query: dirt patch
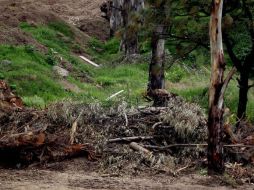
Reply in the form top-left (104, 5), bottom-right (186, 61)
top-left (0, 0), bottom-right (109, 47)
top-left (0, 160), bottom-right (253, 190)
top-left (58, 79), bottom-right (82, 93)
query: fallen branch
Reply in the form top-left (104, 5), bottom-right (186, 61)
top-left (106, 90), bottom-right (124, 100)
top-left (142, 144), bottom-right (254, 150)
top-left (107, 136), bottom-right (154, 143)
top-left (79, 56), bottom-right (100, 67)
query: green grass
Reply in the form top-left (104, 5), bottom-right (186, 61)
top-left (167, 63), bottom-right (254, 123)
top-left (0, 21), bottom-right (148, 107)
top-left (87, 37), bottom-right (121, 63)
top-left (0, 45), bottom-right (73, 108)
top-left (0, 20), bottom-right (253, 123)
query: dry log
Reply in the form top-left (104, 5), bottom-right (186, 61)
top-left (129, 142), bottom-right (151, 155)
top-left (0, 130), bottom-right (98, 165)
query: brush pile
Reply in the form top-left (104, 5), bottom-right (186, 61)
top-left (0, 80), bottom-right (253, 180)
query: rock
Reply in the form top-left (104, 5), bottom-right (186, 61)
top-left (0, 60), bottom-right (12, 66)
top-left (53, 66), bottom-right (69, 78)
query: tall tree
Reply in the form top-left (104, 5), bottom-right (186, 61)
top-left (167, 0), bottom-right (254, 124)
top-left (208, 0), bottom-right (236, 174)
top-left (120, 0), bottom-right (145, 55)
top-left (147, 0), bottom-right (171, 106)
top-left (103, 0), bottom-right (144, 55)
top-left (223, 0), bottom-right (254, 125)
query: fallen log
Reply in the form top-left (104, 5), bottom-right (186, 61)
top-left (129, 142), bottom-right (151, 155)
top-left (0, 130), bottom-right (98, 166)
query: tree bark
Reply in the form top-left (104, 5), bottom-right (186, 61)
top-left (237, 71), bottom-right (249, 122)
top-left (120, 0), bottom-right (144, 56)
top-left (110, 0), bottom-right (124, 37)
top-left (147, 25), bottom-right (167, 106)
top-left (208, 0), bottom-right (226, 175)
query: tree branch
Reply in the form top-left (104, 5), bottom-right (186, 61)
top-left (223, 33), bottom-right (242, 71)
top-left (218, 67), bottom-right (237, 109)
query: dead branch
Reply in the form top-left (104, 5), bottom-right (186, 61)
top-left (218, 67), bottom-right (237, 108)
top-left (152, 122), bottom-right (163, 129)
top-left (142, 144), bottom-right (254, 150)
top-left (107, 136), bottom-right (154, 143)
top-left (106, 90), bottom-right (124, 100)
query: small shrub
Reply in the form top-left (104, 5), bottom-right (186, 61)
top-left (25, 45), bottom-right (35, 54)
top-left (23, 95), bottom-right (46, 109)
top-left (0, 73), bottom-right (5, 79)
top-left (166, 65), bottom-right (186, 83)
top-left (45, 49), bottom-right (58, 65)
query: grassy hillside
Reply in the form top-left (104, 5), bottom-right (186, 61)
top-left (0, 20), bottom-right (253, 122)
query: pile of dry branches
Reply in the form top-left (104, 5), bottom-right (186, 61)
top-left (0, 80), bottom-right (253, 179)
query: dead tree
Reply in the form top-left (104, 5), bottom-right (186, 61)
top-left (208, 0), bottom-right (236, 174)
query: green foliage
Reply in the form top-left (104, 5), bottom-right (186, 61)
top-left (0, 73), bottom-right (5, 80)
top-left (45, 49), bottom-right (59, 65)
top-left (23, 95), bottom-right (46, 109)
top-left (87, 37), bottom-right (120, 63)
top-left (166, 64), bottom-right (187, 82)
top-left (0, 45), bottom-right (70, 107)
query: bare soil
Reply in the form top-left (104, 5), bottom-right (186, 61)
top-left (0, 0), bottom-right (109, 47)
top-left (1, 158), bottom-right (253, 190)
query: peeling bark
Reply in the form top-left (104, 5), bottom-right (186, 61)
top-left (208, 0), bottom-right (226, 175)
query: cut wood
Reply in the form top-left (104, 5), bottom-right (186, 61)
top-left (107, 136), bottom-right (154, 143)
top-left (79, 56), bottom-right (100, 67)
top-left (129, 142), bottom-right (151, 155)
top-left (106, 90), bottom-right (124, 100)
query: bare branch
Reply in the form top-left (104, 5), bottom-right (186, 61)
top-left (218, 67), bottom-right (237, 109)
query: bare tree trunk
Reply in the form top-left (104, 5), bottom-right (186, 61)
top-left (108, 0), bottom-right (144, 54)
top-left (147, 25), bottom-right (167, 106)
top-left (236, 53), bottom-right (253, 125)
top-left (237, 71), bottom-right (249, 122)
top-left (208, 0), bottom-right (226, 175)
top-left (120, 0), bottom-right (144, 56)
top-left (110, 0), bottom-right (124, 37)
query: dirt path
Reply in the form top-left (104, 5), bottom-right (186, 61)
top-left (0, 169), bottom-right (245, 190)
top-left (0, 159), bottom-right (253, 190)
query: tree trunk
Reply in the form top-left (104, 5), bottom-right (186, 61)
top-left (208, 0), bottom-right (226, 175)
top-left (147, 25), bottom-right (167, 106)
top-left (237, 71), bottom-right (249, 122)
top-left (120, 0), bottom-right (144, 55)
top-left (110, 0), bottom-right (124, 37)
